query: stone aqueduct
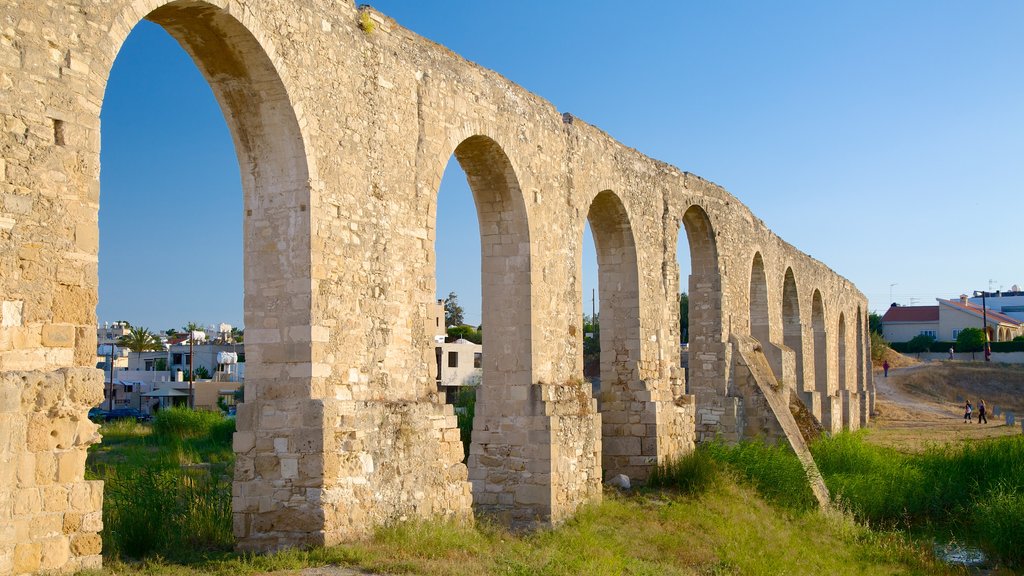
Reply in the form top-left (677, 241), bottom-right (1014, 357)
top-left (0, 1), bottom-right (872, 573)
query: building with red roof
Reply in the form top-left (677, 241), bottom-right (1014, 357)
top-left (881, 295), bottom-right (1023, 343)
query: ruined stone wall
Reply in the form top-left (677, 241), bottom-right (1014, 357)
top-left (0, 1), bottom-right (870, 572)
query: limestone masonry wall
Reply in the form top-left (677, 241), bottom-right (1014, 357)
top-left (0, 1), bottom-right (871, 573)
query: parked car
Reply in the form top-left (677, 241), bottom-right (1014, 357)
top-left (87, 407), bottom-right (106, 422)
top-left (104, 408), bottom-right (152, 423)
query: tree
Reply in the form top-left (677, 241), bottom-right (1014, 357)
top-left (182, 321), bottom-right (204, 336)
top-left (583, 313), bottom-right (600, 357)
top-left (956, 328), bottom-right (986, 354)
top-left (679, 293), bottom-right (689, 343)
top-left (905, 334), bottom-right (936, 354)
top-left (869, 331), bottom-right (889, 363)
top-left (868, 312), bottom-right (883, 335)
top-left (447, 324), bottom-right (481, 344)
top-left (116, 326), bottom-right (163, 368)
top-left (230, 326), bottom-right (244, 343)
top-left (444, 291), bottom-right (464, 327)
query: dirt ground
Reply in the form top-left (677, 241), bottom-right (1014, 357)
top-left (865, 359), bottom-right (1024, 452)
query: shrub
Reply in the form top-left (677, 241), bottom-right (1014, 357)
top-left (990, 340), bottom-right (1024, 352)
top-left (454, 386), bottom-right (476, 461)
top-left (956, 327), bottom-right (986, 353)
top-left (647, 448), bottom-right (718, 495)
top-left (905, 334), bottom-right (936, 353)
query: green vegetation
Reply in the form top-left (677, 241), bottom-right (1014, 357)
top-left (956, 327), bottom-right (986, 353)
top-left (444, 290), bottom-right (464, 326)
top-left (869, 331), bottom-right (889, 362)
top-left (812, 432), bottom-right (1024, 567)
top-left (869, 312), bottom-right (883, 335)
top-left (679, 292), bottom-right (689, 343)
top-left (454, 386), bottom-right (476, 460)
top-left (87, 409), bottom-right (235, 560)
top-left (904, 333), bottom-right (937, 353)
top-left (88, 409), bottom-right (1022, 573)
top-left (447, 324), bottom-right (482, 344)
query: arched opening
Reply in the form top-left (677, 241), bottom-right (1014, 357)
top-left (749, 253), bottom-right (770, 347)
top-left (435, 135), bottom-right (532, 518)
top-left (677, 206), bottom-right (722, 400)
top-left (583, 190), bottom-right (641, 479)
top-left (95, 1), bottom-right (312, 555)
top-left (856, 306), bottom-right (866, 426)
top-left (837, 312), bottom-right (848, 428)
top-left (811, 290), bottom-right (830, 430)
top-left (782, 268), bottom-right (803, 393)
top-left (430, 156), bottom-right (483, 454)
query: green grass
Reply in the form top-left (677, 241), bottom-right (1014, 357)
top-left (812, 431), bottom-right (1024, 567)
top-left (81, 479), bottom-right (954, 576)
top-left (87, 408), bottom-right (235, 560)
top-left (87, 413), bottom-right (1022, 573)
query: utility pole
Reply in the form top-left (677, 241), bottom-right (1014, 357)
top-left (592, 288), bottom-right (595, 326)
top-left (107, 347), bottom-right (115, 411)
top-left (975, 290), bottom-right (991, 362)
top-left (188, 330), bottom-right (195, 409)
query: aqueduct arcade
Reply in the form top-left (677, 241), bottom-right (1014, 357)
top-left (0, 1), bottom-right (871, 572)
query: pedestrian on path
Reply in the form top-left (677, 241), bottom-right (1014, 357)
top-left (978, 399), bottom-right (988, 424)
top-left (883, 360), bottom-right (890, 377)
top-left (964, 400), bottom-right (973, 423)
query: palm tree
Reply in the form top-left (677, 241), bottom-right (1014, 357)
top-left (116, 326), bottom-right (163, 369)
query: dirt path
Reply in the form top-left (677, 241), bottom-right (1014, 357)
top-left (867, 363), bottom-right (1021, 451)
top-left (874, 364), bottom-right (954, 419)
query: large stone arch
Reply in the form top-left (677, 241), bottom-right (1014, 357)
top-left (811, 289), bottom-right (831, 431)
top-left (584, 190), bottom-right (644, 479)
top-left (431, 134), bottom-right (540, 523)
top-left (837, 312), bottom-right (849, 429)
top-left (100, 0), bottom-right (324, 554)
top-left (749, 252), bottom-right (770, 347)
top-left (856, 305), bottom-right (867, 427)
top-left (782, 268), bottom-right (804, 394)
top-left (677, 204), bottom-right (724, 441)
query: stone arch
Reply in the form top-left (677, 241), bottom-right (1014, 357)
top-left (100, 1), bottom-right (315, 551)
top-left (584, 190), bottom-right (642, 479)
top-left (782, 268), bottom-right (803, 393)
top-left (837, 311), bottom-right (848, 428)
top-left (749, 252), bottom-right (770, 347)
top-left (445, 135), bottom-right (533, 390)
top-left (856, 305), bottom-right (866, 426)
top-left (811, 289), bottom-right (830, 430)
top-left (436, 135), bottom-right (537, 522)
top-left (678, 204), bottom-right (722, 376)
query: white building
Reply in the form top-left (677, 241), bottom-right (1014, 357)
top-left (968, 288), bottom-right (1024, 323)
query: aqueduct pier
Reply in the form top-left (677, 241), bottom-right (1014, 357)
top-left (0, 1), bottom-right (871, 573)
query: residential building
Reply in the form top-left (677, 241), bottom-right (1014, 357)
top-left (435, 338), bottom-right (482, 403)
top-left (881, 295), bottom-right (1024, 343)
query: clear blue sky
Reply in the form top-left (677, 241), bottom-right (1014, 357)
top-left (99, 1), bottom-right (1024, 331)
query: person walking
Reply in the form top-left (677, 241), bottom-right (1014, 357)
top-left (978, 399), bottom-right (988, 424)
top-left (948, 346), bottom-right (954, 360)
top-left (964, 400), bottom-right (973, 423)
top-left (882, 360), bottom-right (890, 378)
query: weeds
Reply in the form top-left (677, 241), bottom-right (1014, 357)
top-left (647, 448), bottom-right (718, 495)
top-left (88, 408), bottom-right (235, 560)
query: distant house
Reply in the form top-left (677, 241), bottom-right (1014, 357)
top-left (881, 295), bottom-right (1024, 343)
